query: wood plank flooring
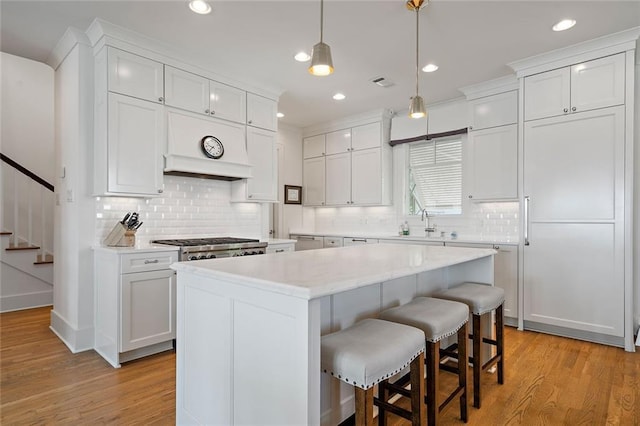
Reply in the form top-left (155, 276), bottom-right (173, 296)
top-left (1, 307), bottom-right (639, 425)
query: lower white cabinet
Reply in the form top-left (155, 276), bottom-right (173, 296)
top-left (323, 237), bottom-right (343, 248)
top-left (94, 248), bottom-right (178, 368)
top-left (445, 242), bottom-right (518, 324)
top-left (343, 237), bottom-right (379, 246)
top-left (266, 241), bottom-right (295, 254)
top-left (291, 235), bottom-right (324, 251)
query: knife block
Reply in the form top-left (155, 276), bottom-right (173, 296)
top-left (104, 223), bottom-right (136, 247)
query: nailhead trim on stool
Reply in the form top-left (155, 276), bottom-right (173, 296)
top-left (434, 282), bottom-right (505, 409)
top-left (379, 297), bottom-right (469, 425)
top-left (321, 318), bottom-right (427, 425)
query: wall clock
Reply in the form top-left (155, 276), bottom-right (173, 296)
top-left (200, 135), bottom-right (224, 159)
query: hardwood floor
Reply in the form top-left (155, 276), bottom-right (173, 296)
top-left (1, 307), bottom-right (639, 425)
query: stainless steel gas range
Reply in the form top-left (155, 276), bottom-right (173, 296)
top-left (151, 237), bottom-right (267, 261)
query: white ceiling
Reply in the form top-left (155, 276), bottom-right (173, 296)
top-left (2, 1), bottom-right (639, 129)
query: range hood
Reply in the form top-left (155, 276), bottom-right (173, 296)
top-left (164, 109), bottom-right (252, 181)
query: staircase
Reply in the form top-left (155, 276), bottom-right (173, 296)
top-left (1, 154), bottom-right (54, 312)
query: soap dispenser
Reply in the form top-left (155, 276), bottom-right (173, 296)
top-left (402, 221), bottom-right (410, 236)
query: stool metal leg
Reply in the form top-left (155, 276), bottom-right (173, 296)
top-left (457, 322), bottom-right (468, 422)
top-left (496, 304), bottom-right (504, 385)
top-left (472, 313), bottom-right (482, 409)
top-left (426, 341), bottom-right (439, 426)
top-left (410, 353), bottom-right (426, 426)
top-left (355, 387), bottom-right (374, 426)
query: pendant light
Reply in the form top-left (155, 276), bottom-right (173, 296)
top-left (309, 0), bottom-right (334, 76)
top-left (407, 0), bottom-right (427, 118)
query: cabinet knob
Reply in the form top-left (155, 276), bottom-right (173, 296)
top-left (468, 195), bottom-right (473, 199)
top-left (571, 106), bottom-right (577, 112)
top-left (158, 97), bottom-right (164, 103)
top-left (494, 245), bottom-right (500, 250)
top-left (469, 125), bottom-right (473, 130)
top-left (248, 120), bottom-right (253, 124)
top-left (210, 110), bottom-right (216, 115)
top-left (158, 189), bottom-right (163, 193)
top-left (563, 108), bottom-right (569, 113)
top-left (322, 152), bottom-right (325, 156)
top-left (321, 202), bottom-right (325, 205)
top-left (205, 109), bottom-right (210, 114)
top-left (248, 194), bottom-right (253, 198)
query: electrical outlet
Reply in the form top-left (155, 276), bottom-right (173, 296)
top-left (66, 189), bottom-right (74, 202)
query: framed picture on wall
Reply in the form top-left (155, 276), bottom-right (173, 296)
top-left (284, 185), bottom-right (302, 204)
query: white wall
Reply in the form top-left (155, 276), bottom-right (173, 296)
top-left (276, 124), bottom-right (306, 237)
top-left (1, 52), bottom-right (55, 183)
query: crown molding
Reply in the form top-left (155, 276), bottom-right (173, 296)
top-left (459, 75), bottom-right (518, 100)
top-left (46, 27), bottom-right (91, 70)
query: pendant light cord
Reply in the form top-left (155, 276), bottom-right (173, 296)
top-left (415, 8), bottom-right (419, 96)
top-left (320, 0), bottom-right (324, 43)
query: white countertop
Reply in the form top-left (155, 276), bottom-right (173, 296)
top-left (171, 243), bottom-right (495, 300)
top-left (289, 230), bottom-right (518, 245)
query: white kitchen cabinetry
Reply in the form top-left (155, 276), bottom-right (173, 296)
top-left (247, 93), bottom-right (277, 131)
top-left (445, 242), bottom-right (518, 325)
top-left (523, 53), bottom-right (625, 121)
top-left (303, 134), bottom-right (326, 159)
top-left (467, 124), bottom-right (518, 201)
top-left (95, 46), bottom-right (165, 197)
top-left (323, 237), bottom-right (343, 248)
top-left (468, 90), bottom-right (518, 131)
top-left (303, 156), bottom-right (325, 206)
top-left (94, 248), bottom-right (179, 368)
top-left (231, 127), bottom-right (277, 202)
top-left (107, 47), bottom-right (164, 103)
top-left (266, 241), bottom-right (295, 254)
top-left (164, 65), bottom-right (246, 124)
top-left (325, 152), bottom-right (351, 205)
top-left (291, 234), bottom-right (324, 251)
top-left (343, 237), bottom-right (379, 246)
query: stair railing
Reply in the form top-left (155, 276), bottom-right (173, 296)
top-left (1, 153), bottom-right (54, 258)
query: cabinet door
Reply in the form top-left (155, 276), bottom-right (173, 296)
top-left (493, 245), bottom-right (518, 320)
top-left (325, 129), bottom-right (351, 155)
top-left (325, 153), bottom-right (351, 206)
top-left (351, 148), bottom-right (381, 205)
top-left (468, 91), bottom-right (518, 131)
top-left (120, 269), bottom-right (176, 352)
top-left (303, 134), bottom-right (326, 159)
top-left (164, 66), bottom-right (209, 115)
top-left (570, 53), bottom-right (625, 114)
top-left (323, 237), bottom-right (343, 248)
top-left (351, 122), bottom-right (381, 151)
top-left (247, 93), bottom-right (277, 131)
top-left (246, 127), bottom-right (277, 201)
top-left (210, 81), bottom-right (246, 124)
top-left (107, 47), bottom-right (163, 103)
top-left (468, 124), bottom-right (517, 200)
top-left (524, 67), bottom-right (570, 121)
top-left (303, 157), bottom-right (325, 206)
top-left (107, 93), bottom-right (164, 196)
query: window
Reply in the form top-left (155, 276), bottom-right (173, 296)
top-left (408, 137), bottom-right (462, 215)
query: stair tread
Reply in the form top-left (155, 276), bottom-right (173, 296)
top-left (34, 254), bottom-right (54, 264)
top-left (6, 243), bottom-right (41, 251)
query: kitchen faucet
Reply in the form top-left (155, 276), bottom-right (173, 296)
top-left (421, 208), bottom-right (437, 236)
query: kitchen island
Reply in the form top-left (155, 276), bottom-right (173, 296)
top-left (171, 243), bottom-right (495, 425)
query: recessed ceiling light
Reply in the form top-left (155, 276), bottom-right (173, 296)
top-left (277, 112), bottom-right (284, 118)
top-left (422, 63), bottom-right (439, 73)
top-left (333, 93), bottom-right (346, 100)
top-left (189, 0), bottom-right (211, 14)
top-left (294, 52), bottom-right (311, 62)
top-left (552, 19), bottom-right (576, 31)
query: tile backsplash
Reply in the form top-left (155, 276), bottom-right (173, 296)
top-left (95, 175), bottom-right (262, 245)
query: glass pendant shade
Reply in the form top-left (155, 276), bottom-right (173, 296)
top-left (309, 42), bottom-right (334, 76)
top-left (409, 95), bottom-right (426, 118)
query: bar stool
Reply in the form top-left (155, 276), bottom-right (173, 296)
top-left (378, 297), bottom-right (469, 425)
top-left (321, 318), bottom-right (426, 426)
top-left (433, 282), bottom-right (505, 408)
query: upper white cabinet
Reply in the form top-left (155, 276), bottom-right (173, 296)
top-left (303, 134), bottom-right (326, 159)
top-left (164, 65), bottom-right (246, 124)
top-left (107, 47), bottom-right (164, 103)
top-left (95, 47), bottom-right (165, 197)
top-left (303, 156), bottom-right (325, 206)
top-left (231, 127), bottom-right (277, 202)
top-left (351, 122), bottom-right (382, 151)
top-left (326, 129), bottom-right (351, 155)
top-left (467, 124), bottom-right (518, 201)
top-left (524, 53), bottom-right (625, 121)
top-left (468, 91), bottom-right (518, 131)
top-left (247, 93), bottom-right (277, 131)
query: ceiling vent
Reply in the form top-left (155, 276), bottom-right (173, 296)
top-left (371, 77), bottom-right (395, 88)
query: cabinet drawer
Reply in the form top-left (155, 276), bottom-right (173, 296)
top-left (323, 237), bottom-right (343, 248)
top-left (121, 251), bottom-right (179, 274)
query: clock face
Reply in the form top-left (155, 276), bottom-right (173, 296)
top-left (201, 136), bottom-right (224, 159)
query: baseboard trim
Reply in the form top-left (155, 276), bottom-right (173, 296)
top-left (524, 320), bottom-right (624, 348)
top-left (0, 291), bottom-right (53, 313)
top-left (49, 309), bottom-right (94, 353)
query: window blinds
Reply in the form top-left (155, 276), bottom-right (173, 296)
top-left (409, 138), bottom-right (462, 215)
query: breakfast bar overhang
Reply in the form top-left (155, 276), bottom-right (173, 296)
top-left (171, 243), bottom-right (496, 425)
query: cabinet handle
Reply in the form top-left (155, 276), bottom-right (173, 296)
top-left (563, 108), bottom-right (569, 113)
top-left (158, 189), bottom-right (163, 193)
top-left (275, 249), bottom-right (285, 253)
top-left (352, 238), bottom-right (366, 242)
top-left (158, 97), bottom-right (164, 103)
top-left (524, 195), bottom-right (530, 246)
top-left (571, 106), bottom-right (577, 112)
top-left (144, 259), bottom-right (159, 264)
top-left (297, 236), bottom-right (315, 240)
top-left (205, 109), bottom-right (210, 114)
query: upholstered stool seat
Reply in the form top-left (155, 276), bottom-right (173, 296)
top-left (434, 282), bottom-right (505, 409)
top-left (321, 318), bottom-right (426, 425)
top-left (379, 297), bottom-right (469, 425)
